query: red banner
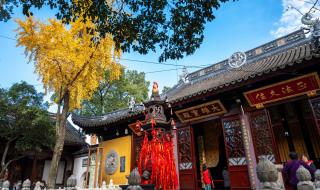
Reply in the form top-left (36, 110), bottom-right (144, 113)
top-left (244, 72), bottom-right (320, 108)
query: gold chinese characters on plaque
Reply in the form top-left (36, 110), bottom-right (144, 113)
top-left (244, 72), bottom-right (320, 108)
top-left (175, 100), bottom-right (227, 123)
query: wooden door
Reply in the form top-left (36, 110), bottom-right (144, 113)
top-left (177, 125), bottom-right (197, 190)
top-left (249, 109), bottom-right (278, 163)
top-left (221, 115), bottom-right (250, 189)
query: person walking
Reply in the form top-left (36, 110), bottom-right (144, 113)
top-left (202, 164), bottom-right (214, 190)
top-left (283, 152), bottom-right (315, 190)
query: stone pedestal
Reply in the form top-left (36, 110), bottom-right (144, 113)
top-left (314, 170), bottom-right (320, 190)
top-left (256, 157), bottom-right (283, 189)
top-left (1, 180), bottom-right (9, 190)
top-left (102, 181), bottom-right (107, 190)
top-left (66, 174), bottom-right (77, 190)
top-left (125, 168), bottom-right (143, 190)
top-left (276, 164), bottom-right (285, 188)
top-left (34, 181), bottom-right (41, 190)
top-left (21, 179), bottom-right (31, 190)
top-left (297, 166), bottom-right (315, 190)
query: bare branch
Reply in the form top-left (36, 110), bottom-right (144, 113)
top-left (4, 155), bottom-right (26, 169)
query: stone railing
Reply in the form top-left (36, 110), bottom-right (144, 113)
top-left (256, 157), bottom-right (284, 189)
top-left (296, 165), bottom-right (315, 190)
top-left (1, 168), bottom-right (145, 190)
top-left (256, 157), bottom-right (320, 190)
top-left (0, 178), bottom-right (122, 190)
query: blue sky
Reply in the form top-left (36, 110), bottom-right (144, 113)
top-left (0, 0), bottom-right (312, 109)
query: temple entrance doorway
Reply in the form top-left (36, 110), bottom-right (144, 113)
top-left (193, 119), bottom-right (228, 190)
top-left (268, 99), bottom-right (320, 167)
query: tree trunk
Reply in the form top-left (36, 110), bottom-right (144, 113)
top-left (31, 151), bottom-right (38, 181)
top-left (0, 140), bottom-right (11, 178)
top-left (47, 92), bottom-right (69, 189)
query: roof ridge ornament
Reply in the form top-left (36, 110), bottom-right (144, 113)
top-left (301, 13), bottom-right (320, 37)
top-left (179, 66), bottom-right (189, 83)
top-left (128, 96), bottom-right (135, 113)
top-left (287, 2), bottom-right (320, 50)
top-left (228, 51), bottom-right (247, 68)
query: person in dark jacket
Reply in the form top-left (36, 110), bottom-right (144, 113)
top-left (283, 152), bottom-right (315, 190)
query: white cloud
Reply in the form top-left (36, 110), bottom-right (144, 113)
top-left (271, 0), bottom-right (320, 37)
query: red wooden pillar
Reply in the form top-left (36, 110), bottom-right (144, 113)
top-left (240, 112), bottom-right (259, 189)
top-left (172, 127), bottom-right (180, 189)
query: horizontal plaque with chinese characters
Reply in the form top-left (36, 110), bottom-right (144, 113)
top-left (244, 72), bottom-right (320, 108)
top-left (175, 100), bottom-right (227, 123)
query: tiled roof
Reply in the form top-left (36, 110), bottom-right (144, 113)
top-left (72, 29), bottom-right (319, 128)
top-left (72, 145), bottom-right (89, 156)
top-left (72, 104), bottom-right (145, 127)
top-left (49, 112), bottom-right (87, 146)
top-left (165, 29), bottom-right (317, 103)
top-left (64, 121), bottom-right (87, 146)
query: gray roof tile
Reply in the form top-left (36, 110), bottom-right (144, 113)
top-left (72, 104), bottom-right (145, 127)
top-left (73, 29), bottom-right (319, 127)
top-left (166, 38), bottom-right (314, 103)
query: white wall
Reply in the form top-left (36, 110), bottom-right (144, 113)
top-left (73, 156), bottom-right (88, 188)
top-left (42, 160), bottom-right (66, 185)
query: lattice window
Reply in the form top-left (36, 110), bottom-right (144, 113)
top-left (310, 98), bottom-right (320, 158)
top-left (223, 117), bottom-right (246, 166)
top-left (312, 98), bottom-right (320, 121)
top-left (250, 110), bottom-right (275, 163)
top-left (177, 127), bottom-right (193, 170)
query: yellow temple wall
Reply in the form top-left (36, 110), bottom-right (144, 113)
top-left (99, 136), bottom-right (132, 185)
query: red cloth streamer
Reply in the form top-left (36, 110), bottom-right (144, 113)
top-left (138, 128), bottom-right (178, 190)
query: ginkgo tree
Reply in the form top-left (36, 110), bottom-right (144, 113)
top-left (16, 16), bottom-right (121, 188)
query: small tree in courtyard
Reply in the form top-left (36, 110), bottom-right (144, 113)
top-left (16, 17), bottom-right (121, 188)
top-left (80, 68), bottom-right (150, 116)
top-left (0, 81), bottom-right (54, 180)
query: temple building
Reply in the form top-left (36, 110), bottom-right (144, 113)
top-left (72, 29), bottom-right (320, 190)
top-left (1, 120), bottom-right (87, 187)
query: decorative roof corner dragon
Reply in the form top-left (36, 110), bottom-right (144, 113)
top-left (301, 13), bottom-right (320, 37)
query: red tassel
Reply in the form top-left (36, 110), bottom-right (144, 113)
top-left (138, 129), bottom-right (178, 190)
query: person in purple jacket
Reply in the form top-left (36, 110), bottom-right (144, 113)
top-left (283, 152), bottom-right (315, 190)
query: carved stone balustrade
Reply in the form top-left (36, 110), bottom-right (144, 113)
top-left (297, 165), bottom-right (315, 190)
top-left (21, 179), bottom-right (31, 190)
top-left (34, 181), bottom-right (41, 190)
top-left (125, 168), bottom-right (142, 190)
top-left (66, 174), bottom-right (77, 190)
top-left (314, 169), bottom-right (320, 190)
top-left (1, 180), bottom-right (9, 190)
top-left (256, 157), bottom-right (283, 189)
top-left (101, 181), bottom-right (107, 190)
